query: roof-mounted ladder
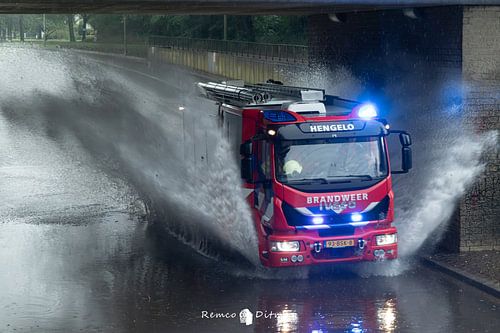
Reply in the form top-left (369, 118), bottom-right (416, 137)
top-left (197, 81), bottom-right (325, 107)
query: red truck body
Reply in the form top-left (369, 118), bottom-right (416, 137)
top-left (199, 81), bottom-right (412, 267)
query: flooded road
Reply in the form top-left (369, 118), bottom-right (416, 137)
top-left (0, 48), bottom-right (498, 332)
top-left (1, 214), bottom-right (498, 332)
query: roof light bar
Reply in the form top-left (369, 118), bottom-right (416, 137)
top-left (263, 110), bottom-right (296, 123)
top-left (357, 103), bottom-right (378, 119)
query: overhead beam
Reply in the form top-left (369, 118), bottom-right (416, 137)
top-left (0, 1), bottom-right (497, 15)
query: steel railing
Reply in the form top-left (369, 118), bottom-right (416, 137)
top-left (148, 36), bottom-right (308, 63)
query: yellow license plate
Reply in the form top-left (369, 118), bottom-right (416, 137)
top-left (325, 239), bottom-right (355, 248)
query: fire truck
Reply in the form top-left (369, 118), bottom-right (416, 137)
top-left (197, 80), bottom-right (412, 267)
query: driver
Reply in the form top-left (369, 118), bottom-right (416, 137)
top-left (283, 159), bottom-right (303, 177)
top-left (344, 142), bottom-right (374, 175)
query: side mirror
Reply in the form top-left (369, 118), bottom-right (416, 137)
top-left (390, 130), bottom-right (413, 174)
top-left (402, 147), bottom-right (412, 171)
top-left (241, 157), bottom-right (254, 183)
top-left (240, 141), bottom-right (252, 157)
top-left (399, 133), bottom-right (412, 146)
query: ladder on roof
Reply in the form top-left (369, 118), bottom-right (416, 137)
top-left (197, 81), bottom-right (325, 107)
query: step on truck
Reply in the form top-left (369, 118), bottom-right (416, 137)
top-left (197, 80), bottom-right (412, 267)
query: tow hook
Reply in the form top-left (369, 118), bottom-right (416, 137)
top-left (358, 239), bottom-right (366, 250)
top-left (313, 242), bottom-right (322, 253)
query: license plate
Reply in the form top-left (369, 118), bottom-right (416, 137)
top-left (325, 239), bottom-right (355, 248)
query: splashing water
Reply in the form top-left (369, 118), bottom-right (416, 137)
top-left (1, 46), bottom-right (496, 278)
top-left (285, 63), bottom-right (362, 100)
top-left (385, 69), bottom-right (498, 260)
top-left (0, 46), bottom-right (259, 267)
top-left (396, 131), bottom-right (497, 257)
top-left (165, 139), bottom-right (260, 265)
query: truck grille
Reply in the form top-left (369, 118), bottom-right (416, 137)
top-left (311, 247), bottom-right (359, 260)
top-left (318, 227), bottom-right (355, 237)
top-left (282, 196), bottom-right (390, 227)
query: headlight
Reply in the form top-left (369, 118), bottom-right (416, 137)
top-left (351, 213), bottom-right (362, 222)
top-left (312, 216), bottom-right (324, 225)
top-left (270, 241), bottom-right (300, 252)
top-left (376, 234), bottom-right (397, 246)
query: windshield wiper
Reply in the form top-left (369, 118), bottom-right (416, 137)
top-left (341, 174), bottom-right (374, 180)
top-left (285, 175), bottom-right (375, 185)
top-left (288, 177), bottom-right (355, 185)
top-left (323, 175), bottom-right (374, 182)
top-left (287, 178), bottom-right (329, 185)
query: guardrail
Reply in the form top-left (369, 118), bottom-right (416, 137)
top-left (149, 36), bottom-right (308, 63)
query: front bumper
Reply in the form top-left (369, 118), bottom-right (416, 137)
top-left (261, 227), bottom-right (398, 267)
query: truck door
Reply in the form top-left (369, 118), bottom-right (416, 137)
top-left (255, 140), bottom-right (274, 227)
top-left (221, 106), bottom-right (243, 163)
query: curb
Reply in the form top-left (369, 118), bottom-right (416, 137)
top-left (66, 48), bottom-right (147, 63)
top-left (422, 257), bottom-right (500, 298)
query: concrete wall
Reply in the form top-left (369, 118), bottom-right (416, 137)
top-left (308, 6), bottom-right (499, 252)
top-left (308, 7), bottom-right (463, 96)
top-left (148, 46), bottom-right (308, 84)
top-left (461, 6), bottom-right (500, 251)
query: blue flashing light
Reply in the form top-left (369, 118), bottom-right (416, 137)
top-left (263, 110), bottom-right (297, 123)
top-left (312, 216), bottom-right (324, 225)
top-left (357, 103), bottom-right (378, 119)
top-left (349, 320), bottom-right (365, 333)
top-left (351, 213), bottom-right (363, 222)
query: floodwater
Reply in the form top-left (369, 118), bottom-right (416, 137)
top-left (1, 206), bottom-right (499, 332)
top-left (0, 47), bottom-right (498, 332)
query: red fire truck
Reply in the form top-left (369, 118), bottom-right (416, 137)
top-left (198, 80), bottom-right (412, 267)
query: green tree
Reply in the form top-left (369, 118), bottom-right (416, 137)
top-left (253, 16), bottom-right (307, 44)
top-left (228, 16), bottom-right (255, 41)
top-left (149, 15), bottom-right (223, 39)
top-left (81, 14), bottom-right (89, 41)
top-left (1, 14), bottom-right (309, 45)
top-left (68, 15), bottom-right (75, 42)
top-left (87, 15), bottom-right (122, 42)
top-left (18, 15), bottom-right (24, 41)
top-left (7, 15), bottom-right (13, 40)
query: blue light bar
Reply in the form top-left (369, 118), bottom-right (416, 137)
top-left (263, 110), bottom-right (297, 123)
top-left (357, 103), bottom-right (378, 119)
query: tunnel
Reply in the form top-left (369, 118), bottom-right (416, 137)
top-left (0, 2), bottom-right (498, 332)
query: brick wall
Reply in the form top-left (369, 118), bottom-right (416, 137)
top-left (308, 7), bottom-right (463, 92)
top-left (461, 6), bottom-right (500, 251)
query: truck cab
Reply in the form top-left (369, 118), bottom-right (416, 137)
top-left (198, 81), bottom-right (412, 267)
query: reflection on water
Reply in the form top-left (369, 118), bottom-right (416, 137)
top-left (276, 309), bottom-right (299, 332)
top-left (377, 299), bottom-right (397, 332)
top-left (251, 278), bottom-right (400, 333)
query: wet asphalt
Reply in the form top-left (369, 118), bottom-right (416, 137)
top-left (0, 49), bottom-right (498, 333)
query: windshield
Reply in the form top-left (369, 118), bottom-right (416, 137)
top-left (275, 136), bottom-right (388, 184)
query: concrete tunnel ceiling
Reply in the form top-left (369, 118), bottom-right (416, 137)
top-left (0, 0), bottom-right (497, 14)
